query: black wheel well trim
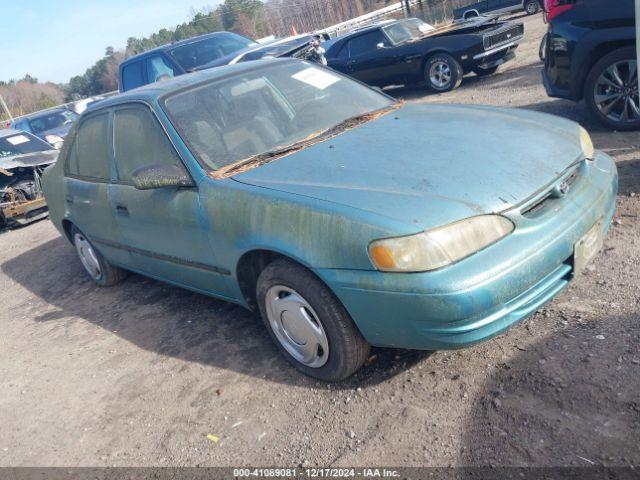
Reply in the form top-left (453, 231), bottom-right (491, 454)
top-left (61, 218), bottom-right (74, 243)
top-left (421, 49), bottom-right (457, 70)
top-left (576, 40), bottom-right (636, 100)
top-left (235, 248), bottom-right (353, 317)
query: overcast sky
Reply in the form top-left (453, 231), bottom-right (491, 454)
top-left (3, 0), bottom-right (221, 84)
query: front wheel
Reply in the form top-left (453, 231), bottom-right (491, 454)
top-left (584, 47), bottom-right (639, 131)
top-left (425, 53), bottom-right (463, 93)
top-left (524, 0), bottom-right (540, 15)
top-left (473, 66), bottom-right (499, 77)
top-left (257, 258), bottom-right (370, 381)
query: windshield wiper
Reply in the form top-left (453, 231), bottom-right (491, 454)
top-left (212, 103), bottom-right (400, 179)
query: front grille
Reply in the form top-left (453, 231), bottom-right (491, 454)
top-left (291, 44), bottom-right (315, 60)
top-left (522, 165), bottom-right (581, 217)
top-left (483, 24), bottom-right (524, 50)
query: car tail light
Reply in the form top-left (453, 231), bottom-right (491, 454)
top-left (544, 0), bottom-right (575, 22)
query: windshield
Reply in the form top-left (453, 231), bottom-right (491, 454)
top-left (28, 110), bottom-right (78, 134)
top-left (382, 20), bottom-right (425, 45)
top-left (0, 133), bottom-right (52, 158)
top-left (169, 33), bottom-right (256, 71)
top-left (163, 61), bottom-right (395, 173)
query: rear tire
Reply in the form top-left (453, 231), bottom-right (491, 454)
top-left (425, 53), bottom-right (463, 93)
top-left (256, 258), bottom-right (370, 381)
top-left (71, 225), bottom-right (127, 286)
top-left (524, 0), bottom-right (539, 15)
top-left (584, 47), bottom-right (639, 131)
top-left (473, 66), bottom-right (499, 77)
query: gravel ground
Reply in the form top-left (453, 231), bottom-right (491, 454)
top-left (0, 13), bottom-right (638, 468)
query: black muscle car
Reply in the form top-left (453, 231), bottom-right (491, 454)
top-left (324, 17), bottom-right (524, 92)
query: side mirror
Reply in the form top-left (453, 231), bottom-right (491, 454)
top-left (131, 163), bottom-right (195, 190)
top-left (376, 42), bottom-right (386, 49)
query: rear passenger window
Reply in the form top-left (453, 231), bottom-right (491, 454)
top-left (113, 106), bottom-right (182, 183)
top-left (122, 61), bottom-right (145, 91)
top-left (66, 113), bottom-right (111, 180)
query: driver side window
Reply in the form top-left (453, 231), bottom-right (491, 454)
top-left (348, 31), bottom-right (388, 57)
top-left (113, 105), bottom-right (182, 184)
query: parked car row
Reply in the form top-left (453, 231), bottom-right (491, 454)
top-left (119, 31), bottom-right (328, 92)
top-left (42, 58), bottom-right (617, 380)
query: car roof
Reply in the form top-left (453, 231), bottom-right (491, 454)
top-left (88, 58), bottom-right (300, 112)
top-left (13, 107), bottom-right (70, 122)
top-left (121, 31), bottom-right (252, 65)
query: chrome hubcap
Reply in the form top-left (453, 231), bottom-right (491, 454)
top-left (74, 233), bottom-right (101, 280)
top-left (430, 61), bottom-right (451, 89)
top-left (594, 59), bottom-right (639, 124)
top-left (265, 286), bottom-right (329, 368)
top-left (526, 1), bottom-right (537, 13)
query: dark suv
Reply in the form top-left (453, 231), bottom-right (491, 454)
top-left (542, 0), bottom-right (637, 130)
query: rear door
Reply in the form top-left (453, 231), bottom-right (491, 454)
top-left (108, 103), bottom-right (229, 296)
top-left (64, 111), bottom-right (131, 267)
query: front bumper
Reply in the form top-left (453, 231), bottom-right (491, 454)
top-left (542, 67), bottom-right (571, 99)
top-left (318, 151), bottom-right (617, 350)
top-left (467, 43), bottom-right (519, 72)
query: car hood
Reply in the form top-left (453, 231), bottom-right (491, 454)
top-left (233, 104), bottom-right (585, 231)
top-left (197, 36), bottom-right (313, 69)
top-left (0, 149), bottom-right (58, 170)
top-left (420, 15), bottom-right (502, 38)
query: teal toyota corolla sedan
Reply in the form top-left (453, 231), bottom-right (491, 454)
top-left (42, 59), bottom-right (617, 380)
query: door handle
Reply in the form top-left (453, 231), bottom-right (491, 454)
top-left (115, 204), bottom-right (129, 216)
top-left (65, 195), bottom-right (74, 205)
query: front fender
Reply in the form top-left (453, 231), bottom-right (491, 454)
top-left (197, 177), bottom-right (413, 275)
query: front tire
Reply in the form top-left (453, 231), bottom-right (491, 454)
top-left (425, 53), bottom-right (463, 93)
top-left (524, 0), bottom-right (539, 15)
top-left (584, 47), bottom-right (639, 131)
top-left (473, 66), bottom-right (499, 77)
top-left (256, 258), bottom-right (370, 381)
top-left (71, 226), bottom-right (127, 286)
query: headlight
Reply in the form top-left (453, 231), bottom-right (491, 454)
top-left (369, 215), bottom-right (514, 272)
top-left (579, 127), bottom-right (594, 160)
top-left (45, 134), bottom-right (64, 149)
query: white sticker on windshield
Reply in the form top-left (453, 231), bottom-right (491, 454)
top-left (292, 67), bottom-right (340, 90)
top-left (7, 135), bottom-right (30, 145)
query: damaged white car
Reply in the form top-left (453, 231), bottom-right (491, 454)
top-left (0, 129), bottom-right (58, 229)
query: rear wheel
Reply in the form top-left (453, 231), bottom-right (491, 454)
top-left (584, 47), bottom-right (639, 131)
top-left (257, 258), bottom-right (370, 381)
top-left (71, 226), bottom-right (127, 286)
top-left (524, 0), bottom-right (539, 15)
top-left (425, 53), bottom-right (463, 93)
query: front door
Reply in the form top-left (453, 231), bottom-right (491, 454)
top-left (345, 30), bottom-right (399, 87)
top-left (109, 104), bottom-right (229, 297)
